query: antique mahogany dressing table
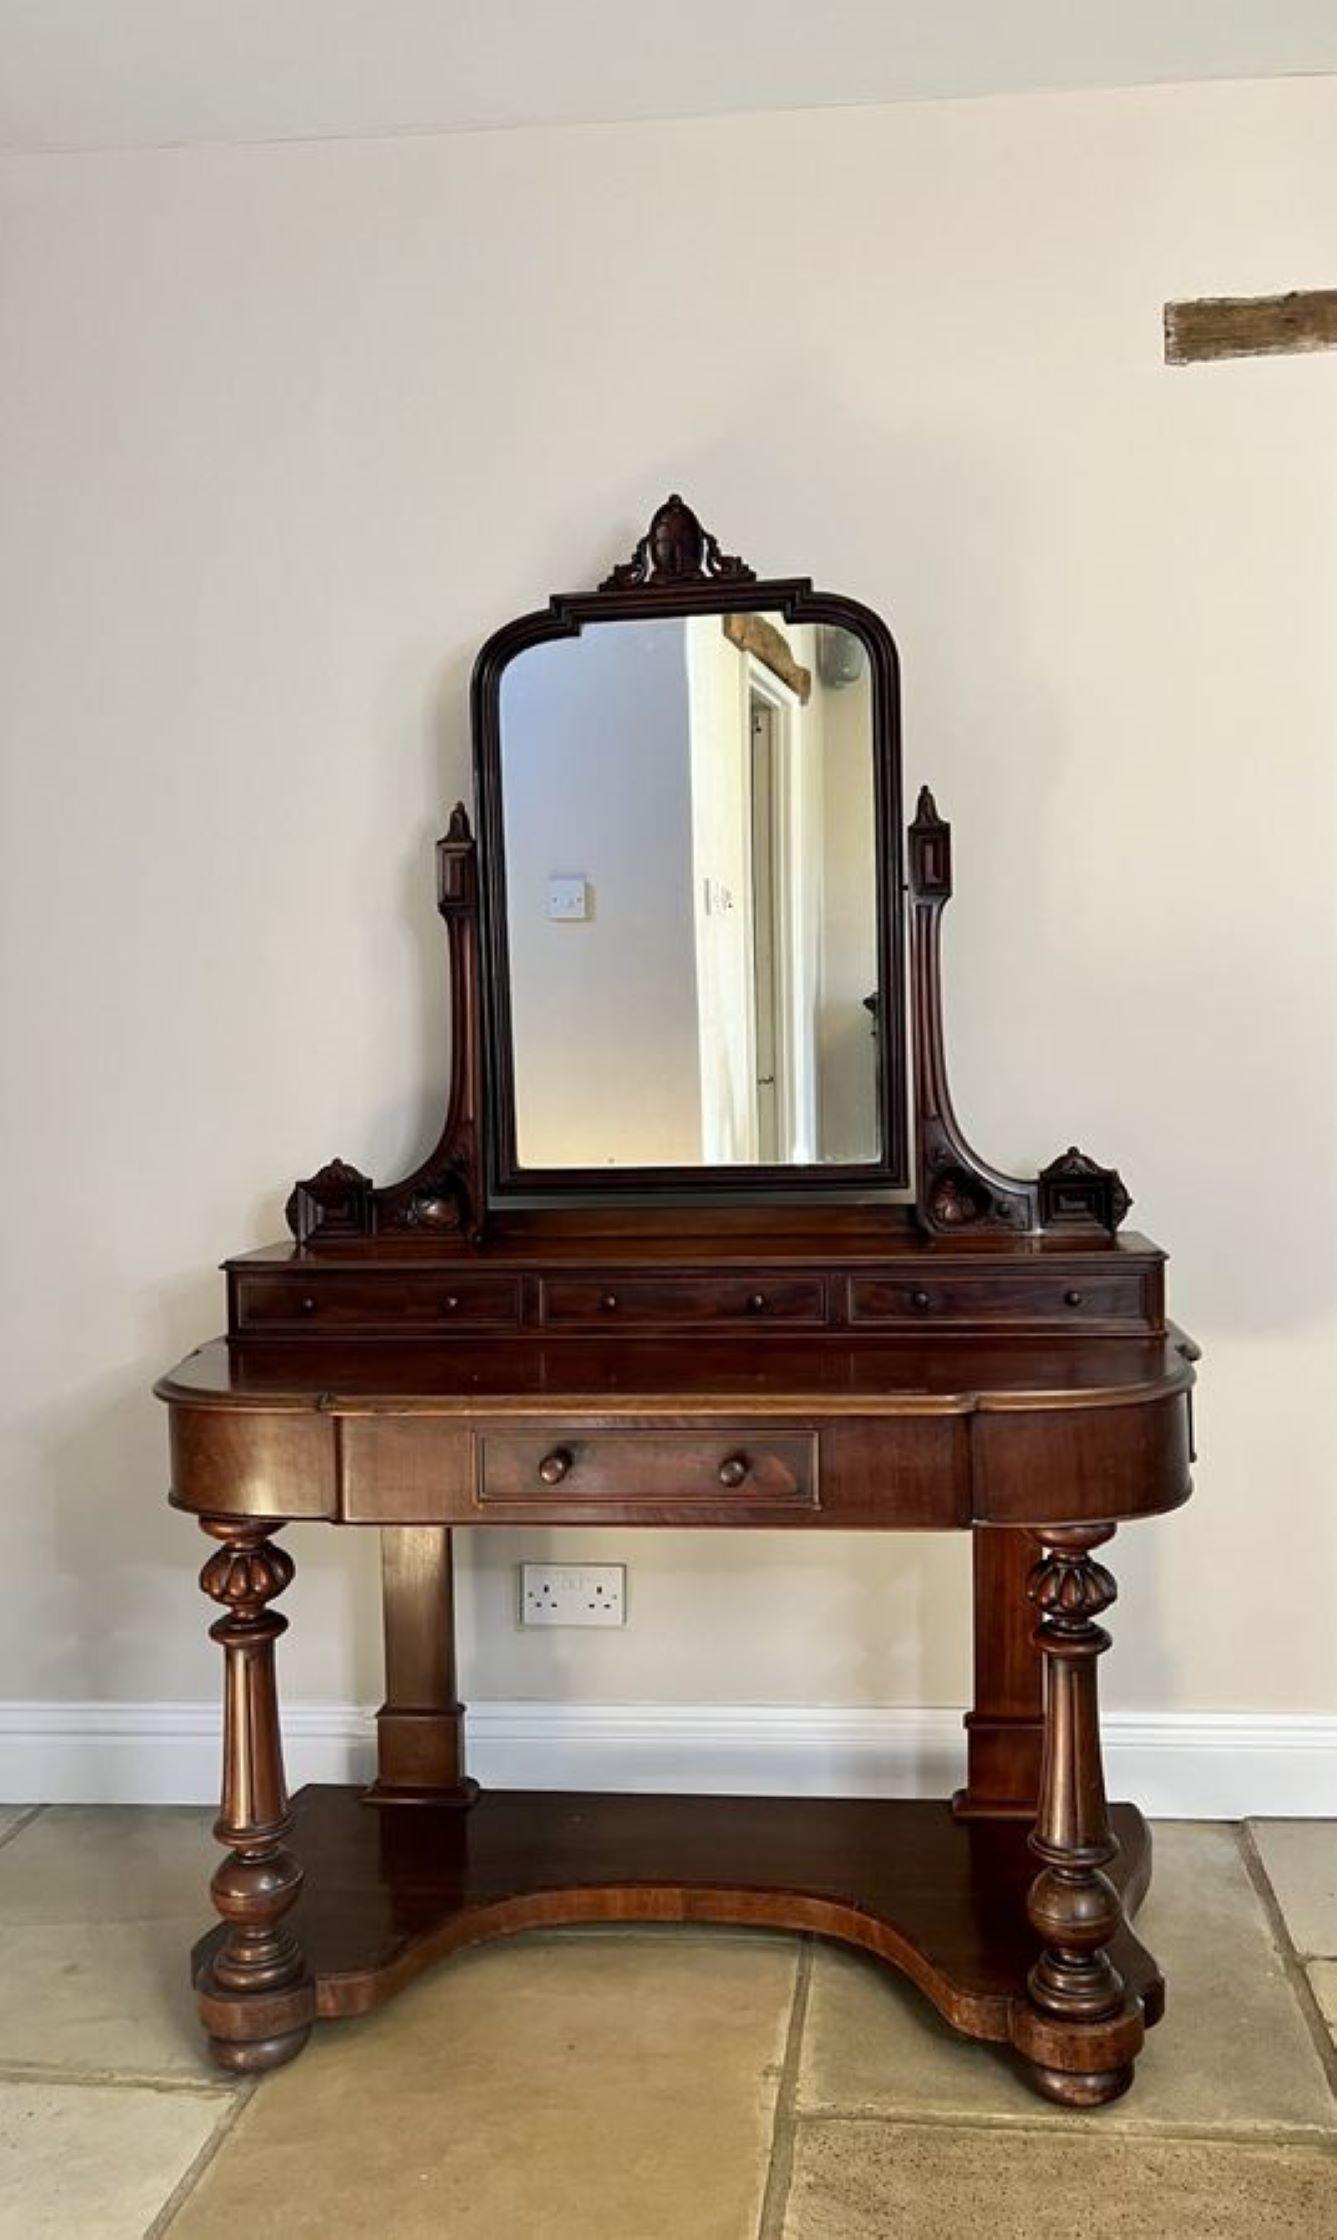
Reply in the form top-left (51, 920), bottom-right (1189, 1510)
top-left (156, 497), bottom-right (1196, 2107)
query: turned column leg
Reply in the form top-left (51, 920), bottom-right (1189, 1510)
top-left (195, 1518), bottom-right (315, 2074)
top-left (366, 1526), bottom-right (479, 1806)
top-left (1009, 1523), bottom-right (1144, 2106)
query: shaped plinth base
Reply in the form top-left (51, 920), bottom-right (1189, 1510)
top-left (192, 1787), bottom-right (1162, 2098)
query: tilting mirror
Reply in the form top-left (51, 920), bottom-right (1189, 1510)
top-left (474, 498), bottom-right (907, 1199)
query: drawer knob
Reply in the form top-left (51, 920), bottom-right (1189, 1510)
top-left (600, 1292), bottom-right (619, 1312)
top-left (1065, 1289), bottom-right (1084, 1308)
top-left (745, 1293), bottom-right (769, 1314)
top-left (910, 1290), bottom-right (932, 1311)
top-left (717, 1453), bottom-right (751, 1488)
top-left (300, 1296), bottom-right (317, 1315)
top-left (442, 1294), bottom-right (461, 1312)
top-left (537, 1448), bottom-right (573, 1486)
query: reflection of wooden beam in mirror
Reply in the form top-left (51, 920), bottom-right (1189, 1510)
top-left (722, 612), bottom-right (812, 703)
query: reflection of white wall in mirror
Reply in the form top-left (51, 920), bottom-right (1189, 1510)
top-left (817, 659), bottom-right (879, 1161)
top-left (502, 622), bottom-right (703, 1166)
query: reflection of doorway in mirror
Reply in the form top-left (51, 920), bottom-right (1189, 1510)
top-left (685, 613), bottom-right (823, 1166)
top-left (748, 683), bottom-right (821, 1164)
top-left (749, 696), bottom-right (781, 1162)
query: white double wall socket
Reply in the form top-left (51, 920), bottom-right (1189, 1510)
top-left (520, 1563), bottom-right (626, 1627)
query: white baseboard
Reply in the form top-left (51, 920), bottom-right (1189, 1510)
top-left (1, 1701), bottom-right (1333, 1817)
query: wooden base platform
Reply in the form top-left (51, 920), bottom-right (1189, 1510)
top-left (195, 1786), bottom-right (1162, 2101)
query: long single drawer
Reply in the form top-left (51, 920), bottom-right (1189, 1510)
top-left (475, 1430), bottom-right (819, 1516)
top-left (233, 1272), bottom-right (522, 1332)
top-left (539, 1276), bottom-right (826, 1329)
top-left (847, 1267), bottom-right (1150, 1328)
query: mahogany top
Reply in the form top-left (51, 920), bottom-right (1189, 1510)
top-left (158, 1329), bottom-right (1196, 1421)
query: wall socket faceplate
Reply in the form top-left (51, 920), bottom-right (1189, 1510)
top-left (520, 1563), bottom-right (626, 1627)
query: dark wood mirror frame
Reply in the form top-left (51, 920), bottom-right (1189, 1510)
top-left (470, 498), bottom-right (908, 1205)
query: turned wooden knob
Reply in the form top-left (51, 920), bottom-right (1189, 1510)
top-left (538, 1448), bottom-right (573, 1486)
top-left (442, 1294), bottom-right (461, 1312)
top-left (1065, 1289), bottom-right (1084, 1307)
top-left (717, 1453), bottom-right (750, 1488)
top-left (300, 1296), bottom-right (317, 1315)
top-left (910, 1290), bottom-right (932, 1311)
top-left (745, 1293), bottom-right (768, 1314)
top-left (600, 1292), bottom-right (619, 1312)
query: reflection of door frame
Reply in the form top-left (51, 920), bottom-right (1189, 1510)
top-left (749, 693), bottom-right (783, 1163)
top-left (746, 662), bottom-right (817, 1163)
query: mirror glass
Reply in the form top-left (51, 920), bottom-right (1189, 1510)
top-left (499, 611), bottom-right (880, 1170)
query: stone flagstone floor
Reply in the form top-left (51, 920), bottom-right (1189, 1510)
top-left (0, 1805), bottom-right (1334, 2236)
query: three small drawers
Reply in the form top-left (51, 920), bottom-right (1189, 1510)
top-left (234, 1262), bottom-right (1153, 1336)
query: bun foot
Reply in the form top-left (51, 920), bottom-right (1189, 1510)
top-left (1024, 2059), bottom-right (1135, 2108)
top-left (206, 2025), bottom-right (312, 2076)
top-left (196, 1956), bottom-right (316, 2076)
top-left (1009, 1991), bottom-right (1144, 2106)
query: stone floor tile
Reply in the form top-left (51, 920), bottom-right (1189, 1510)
top-left (0, 1807), bottom-right (36, 1848)
top-left (1309, 1961), bottom-right (1337, 2047)
top-left (1251, 1821), bottom-right (1337, 1958)
top-left (798, 1823), bottom-right (1336, 2135)
top-left (169, 1931), bottom-right (798, 2240)
top-left (782, 2119), bottom-right (1337, 2239)
top-left (0, 1805), bottom-right (216, 2080)
top-left (0, 1805), bottom-right (213, 1926)
top-left (0, 2077), bottom-right (226, 2240)
top-left (0, 1920), bottom-right (218, 2081)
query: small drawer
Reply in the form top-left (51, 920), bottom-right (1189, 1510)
top-left (847, 1268), bottom-right (1147, 1328)
top-left (475, 1431), bottom-right (819, 1515)
top-left (234, 1272), bottom-right (521, 1333)
top-left (539, 1276), bottom-right (826, 1330)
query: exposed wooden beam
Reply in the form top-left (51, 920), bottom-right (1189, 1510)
top-left (722, 611), bottom-right (811, 703)
top-left (1165, 289), bottom-right (1337, 365)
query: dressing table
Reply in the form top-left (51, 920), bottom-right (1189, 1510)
top-left (156, 496), bottom-right (1196, 2107)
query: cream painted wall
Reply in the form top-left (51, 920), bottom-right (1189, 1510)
top-left (2, 75), bottom-right (1335, 1729)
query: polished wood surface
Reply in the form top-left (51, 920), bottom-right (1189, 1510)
top-left (160, 1330), bottom-right (1194, 1534)
top-left (371, 1527), bottom-right (477, 1806)
top-left (195, 1519), bottom-right (314, 2072)
top-left (162, 1324), bottom-right (1190, 1412)
top-left (1014, 1526), bottom-right (1141, 2103)
top-left (194, 1786), bottom-right (1162, 2057)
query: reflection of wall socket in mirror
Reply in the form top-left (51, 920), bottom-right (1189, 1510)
top-left (520, 1563), bottom-right (626, 1627)
top-left (546, 875), bottom-right (590, 921)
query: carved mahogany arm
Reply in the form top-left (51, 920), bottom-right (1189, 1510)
top-left (908, 786), bottom-right (1131, 1239)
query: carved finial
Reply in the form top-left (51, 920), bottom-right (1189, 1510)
top-left (908, 786), bottom-right (952, 902)
top-left (1037, 1148), bottom-right (1132, 1234)
top-left (284, 1157), bottom-right (373, 1243)
top-left (599, 495), bottom-right (757, 593)
top-left (443, 801), bottom-right (472, 844)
